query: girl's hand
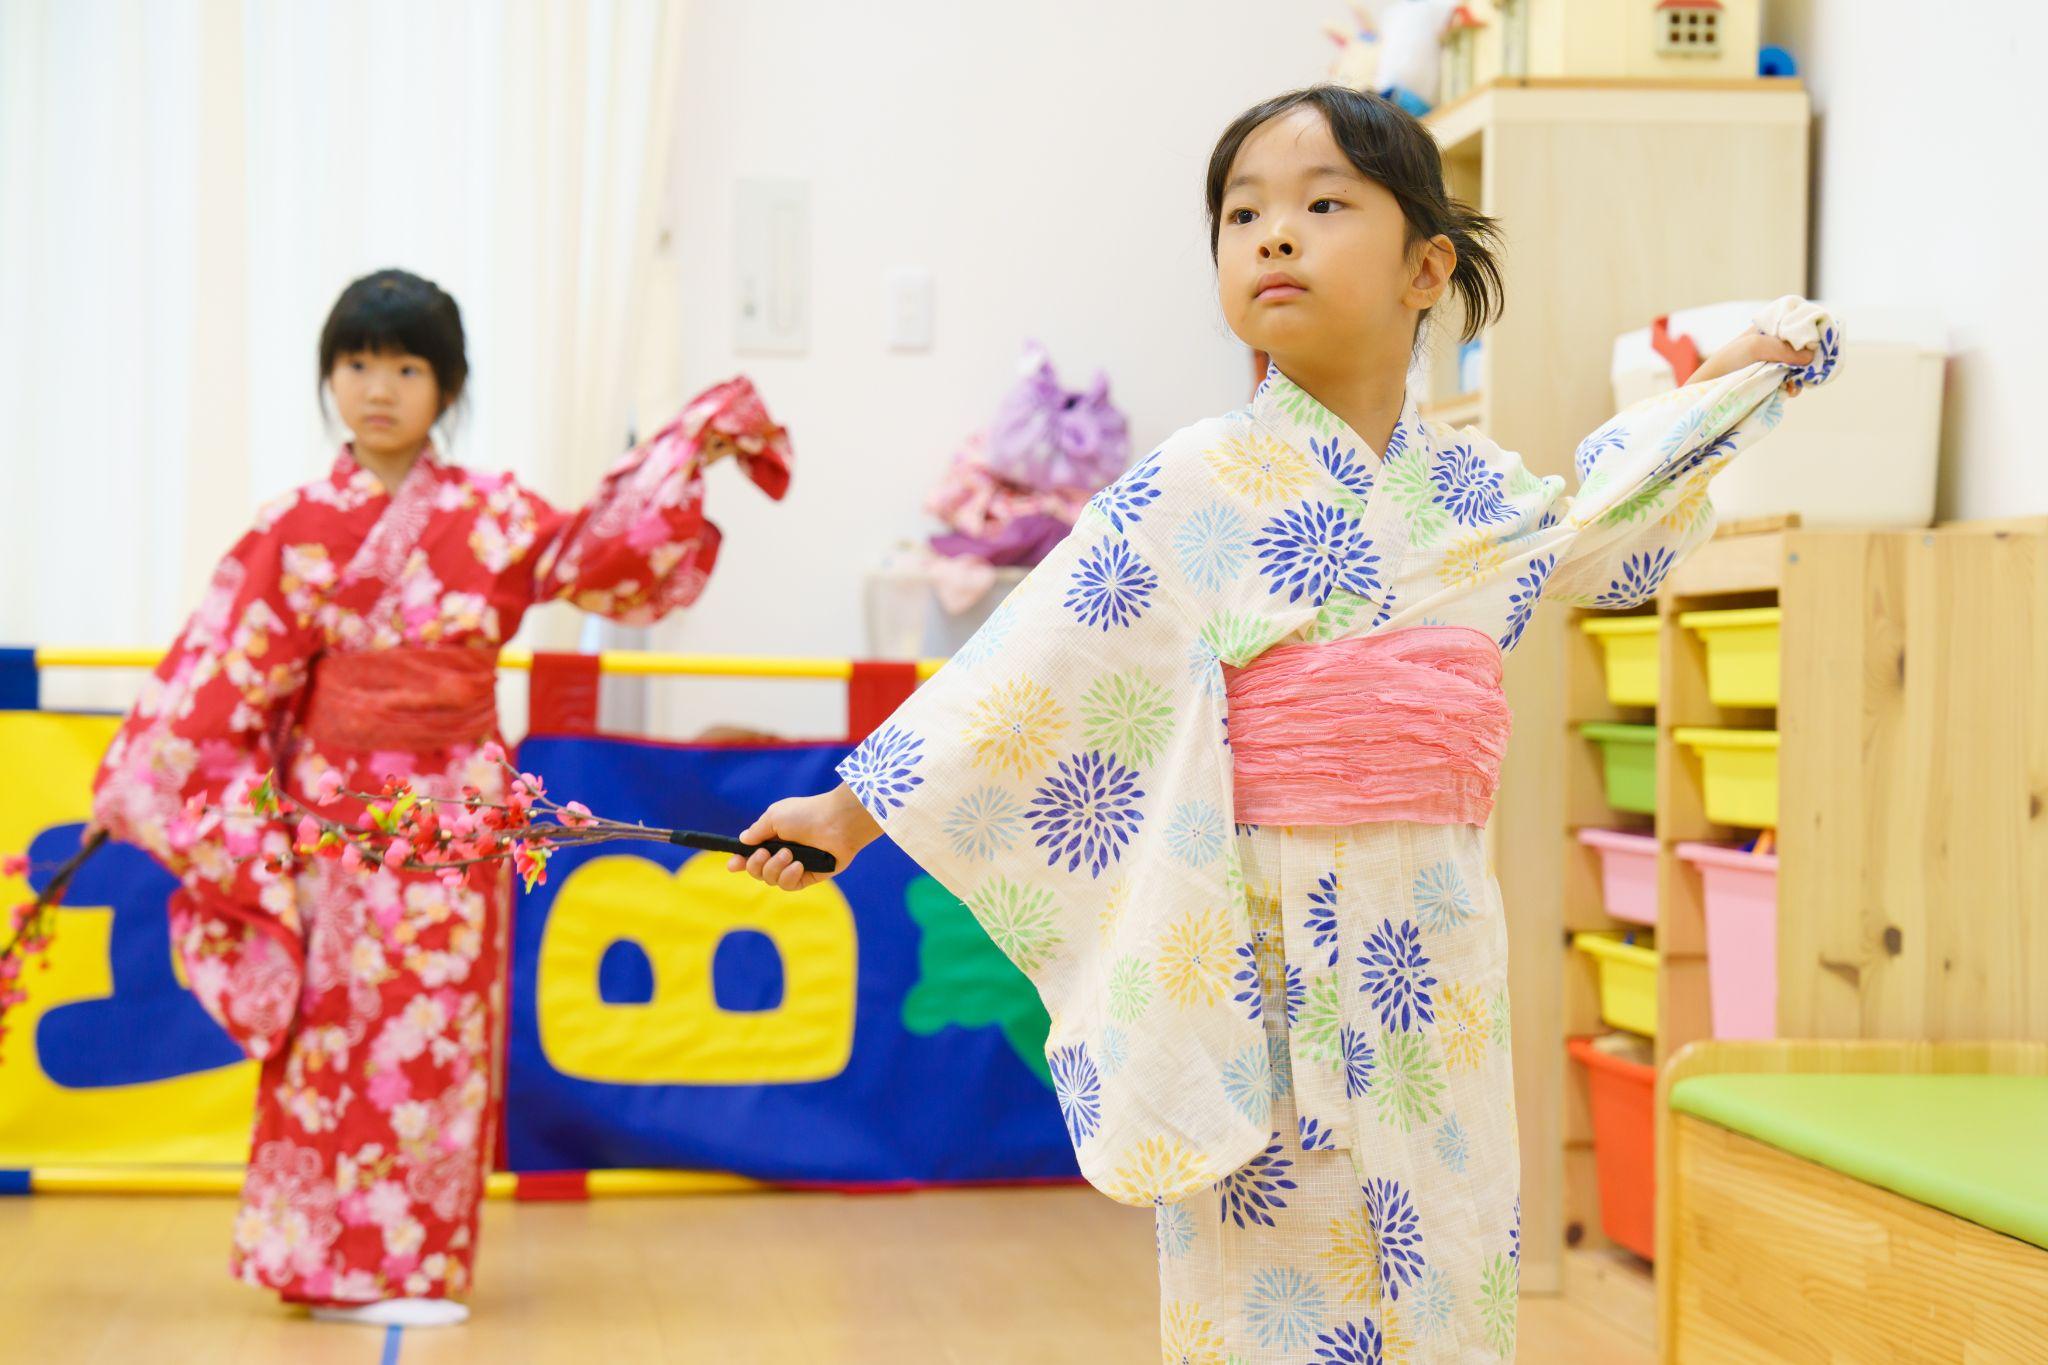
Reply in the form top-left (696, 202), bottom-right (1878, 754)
top-left (1689, 331), bottom-right (1818, 396)
top-left (728, 783), bottom-right (884, 892)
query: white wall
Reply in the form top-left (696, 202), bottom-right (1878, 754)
top-left (1765, 1), bottom-right (2048, 523)
top-left (30, 4), bottom-right (2036, 735)
top-left (641, 0), bottom-right (1344, 740)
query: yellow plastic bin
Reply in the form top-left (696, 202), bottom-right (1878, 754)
top-left (1581, 615), bottom-right (1660, 707)
top-left (1572, 931), bottom-right (1658, 1038)
top-left (1679, 607), bottom-right (1782, 708)
top-left (1674, 727), bottom-right (1780, 828)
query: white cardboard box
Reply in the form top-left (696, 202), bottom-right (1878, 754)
top-left (1612, 303), bottom-right (1947, 528)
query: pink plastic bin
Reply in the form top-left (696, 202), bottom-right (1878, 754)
top-left (1677, 841), bottom-right (1780, 1039)
top-left (1577, 828), bottom-right (1659, 926)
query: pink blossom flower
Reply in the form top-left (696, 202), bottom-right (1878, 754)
top-left (224, 822), bottom-right (261, 859)
top-left (366, 1069), bottom-right (412, 1109)
top-left (511, 841), bottom-right (549, 890)
top-left (365, 1180), bottom-right (411, 1228)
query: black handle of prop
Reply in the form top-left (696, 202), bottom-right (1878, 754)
top-left (671, 829), bottom-right (838, 874)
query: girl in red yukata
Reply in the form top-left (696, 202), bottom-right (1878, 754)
top-left (89, 269), bottom-right (792, 1327)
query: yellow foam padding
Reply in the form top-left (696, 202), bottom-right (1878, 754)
top-left (35, 648), bottom-right (947, 681)
top-left (1677, 606), bottom-right (1782, 708)
top-left (22, 1168), bottom-right (760, 1197)
top-left (1674, 727), bottom-right (1780, 829)
top-left (583, 1170), bottom-right (759, 1196)
top-left (1572, 931), bottom-right (1659, 1038)
top-left (536, 851), bottom-right (857, 1086)
top-left (1580, 614), bottom-right (1662, 707)
top-left (30, 1166), bottom-right (246, 1195)
top-left (0, 714), bottom-right (259, 1169)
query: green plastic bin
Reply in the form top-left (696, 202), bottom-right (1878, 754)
top-left (1581, 722), bottom-right (1657, 816)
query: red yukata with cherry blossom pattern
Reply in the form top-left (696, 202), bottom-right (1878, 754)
top-left (90, 379), bottom-right (789, 1305)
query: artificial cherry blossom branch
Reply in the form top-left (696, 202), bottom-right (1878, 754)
top-left (3, 743), bottom-right (829, 1057)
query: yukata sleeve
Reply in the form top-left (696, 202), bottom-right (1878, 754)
top-left (89, 506), bottom-right (325, 1057)
top-left (531, 377), bottom-right (791, 626)
top-left (1544, 297), bottom-right (1844, 608)
top-left (833, 415), bottom-right (1350, 1203)
top-left (835, 417), bottom-right (1343, 926)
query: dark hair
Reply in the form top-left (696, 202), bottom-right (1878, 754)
top-left (1206, 85), bottom-right (1504, 343)
top-left (317, 268), bottom-right (469, 414)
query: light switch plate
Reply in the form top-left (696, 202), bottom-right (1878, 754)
top-left (886, 266), bottom-right (934, 352)
top-left (735, 179), bottom-right (809, 354)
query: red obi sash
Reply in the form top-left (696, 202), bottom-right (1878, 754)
top-left (303, 647), bottom-right (499, 752)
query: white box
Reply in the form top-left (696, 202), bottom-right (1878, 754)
top-left (1612, 303), bottom-right (1947, 528)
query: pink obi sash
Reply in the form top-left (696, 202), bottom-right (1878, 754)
top-left (303, 647), bottom-right (500, 752)
top-left (1223, 626), bottom-right (1511, 827)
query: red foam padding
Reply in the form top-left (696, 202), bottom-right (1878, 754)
top-left (530, 652), bottom-right (603, 735)
top-left (846, 661), bottom-right (919, 742)
top-left (514, 1170), bottom-right (591, 1202)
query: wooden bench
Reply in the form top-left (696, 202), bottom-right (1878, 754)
top-left (1656, 1041), bottom-right (2048, 1362)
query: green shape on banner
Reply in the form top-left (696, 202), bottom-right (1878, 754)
top-left (900, 875), bottom-right (1052, 1088)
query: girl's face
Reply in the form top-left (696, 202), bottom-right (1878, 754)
top-left (328, 348), bottom-right (443, 457)
top-left (1216, 107), bottom-right (1454, 373)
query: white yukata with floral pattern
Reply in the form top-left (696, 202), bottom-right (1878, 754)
top-left (843, 300), bottom-right (1839, 1361)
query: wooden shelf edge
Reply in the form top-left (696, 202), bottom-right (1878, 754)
top-left (1427, 74), bottom-right (1807, 141)
top-left (1661, 529), bottom-right (1786, 597)
top-left (1420, 392), bottom-right (1485, 427)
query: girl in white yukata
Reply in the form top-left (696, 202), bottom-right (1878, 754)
top-left (730, 85), bottom-right (1837, 1363)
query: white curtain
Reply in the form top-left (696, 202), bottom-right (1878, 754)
top-left (0, 0), bottom-right (690, 694)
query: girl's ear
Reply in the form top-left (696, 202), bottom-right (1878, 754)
top-left (1407, 234), bottom-right (1457, 310)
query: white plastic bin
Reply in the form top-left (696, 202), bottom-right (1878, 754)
top-left (1611, 303), bottom-right (1946, 528)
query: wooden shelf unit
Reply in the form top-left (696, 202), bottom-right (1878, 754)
top-left (1421, 78), bottom-right (1813, 1292)
top-left (1559, 520), bottom-right (2048, 1268)
top-left (1561, 528), bottom-right (1782, 1256)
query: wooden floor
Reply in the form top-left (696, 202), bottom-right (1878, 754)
top-left (0, 1187), bottom-right (1653, 1363)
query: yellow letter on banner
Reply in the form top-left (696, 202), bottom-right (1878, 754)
top-left (536, 852), bottom-right (857, 1085)
top-left (0, 713), bottom-right (257, 1168)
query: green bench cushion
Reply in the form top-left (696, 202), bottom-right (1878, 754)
top-left (1670, 1073), bottom-right (2048, 1252)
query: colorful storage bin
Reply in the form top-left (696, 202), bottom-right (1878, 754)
top-left (1679, 606), bottom-right (1782, 708)
top-left (1577, 828), bottom-right (1659, 926)
top-left (1568, 1035), bottom-right (1657, 1260)
top-left (1573, 931), bottom-right (1658, 1038)
top-left (1679, 842), bottom-right (1780, 1039)
top-left (1674, 727), bottom-right (1779, 828)
top-left (1581, 615), bottom-right (1661, 707)
top-left (1581, 722), bottom-right (1657, 816)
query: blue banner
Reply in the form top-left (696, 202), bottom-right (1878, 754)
top-left (0, 714), bottom-right (1074, 1186)
top-left (503, 735), bottom-right (1075, 1185)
